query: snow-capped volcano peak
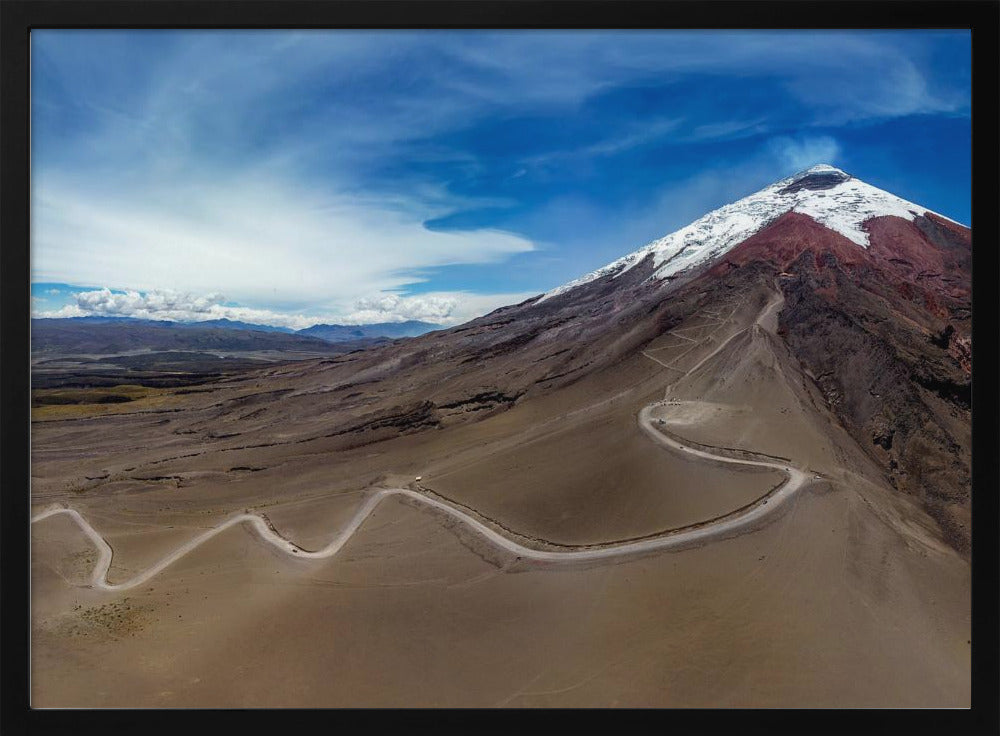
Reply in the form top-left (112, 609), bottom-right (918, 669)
top-left (539, 164), bottom-right (961, 302)
top-left (801, 163), bottom-right (846, 175)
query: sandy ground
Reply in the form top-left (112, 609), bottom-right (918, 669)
top-left (31, 483), bottom-right (969, 707)
top-left (30, 284), bottom-right (970, 707)
top-left (427, 398), bottom-right (783, 545)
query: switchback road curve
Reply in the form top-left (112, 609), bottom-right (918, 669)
top-left (32, 399), bottom-right (813, 591)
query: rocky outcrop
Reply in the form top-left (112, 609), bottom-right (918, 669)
top-left (777, 169), bottom-right (851, 194)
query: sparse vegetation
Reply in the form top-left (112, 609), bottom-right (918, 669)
top-left (31, 384), bottom-right (177, 420)
top-left (64, 597), bottom-right (150, 640)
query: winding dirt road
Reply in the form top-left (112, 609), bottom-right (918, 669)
top-left (31, 402), bottom-right (811, 591)
top-left (32, 287), bottom-right (814, 590)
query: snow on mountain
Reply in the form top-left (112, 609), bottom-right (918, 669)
top-left (539, 164), bottom-right (961, 302)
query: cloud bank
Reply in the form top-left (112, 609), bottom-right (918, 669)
top-left (33, 287), bottom-right (538, 329)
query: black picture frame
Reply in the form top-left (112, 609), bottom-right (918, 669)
top-left (2, 3), bottom-right (997, 734)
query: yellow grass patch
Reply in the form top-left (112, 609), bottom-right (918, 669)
top-left (31, 384), bottom-right (179, 421)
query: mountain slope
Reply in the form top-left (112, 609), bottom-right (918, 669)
top-left (530, 165), bottom-right (971, 553)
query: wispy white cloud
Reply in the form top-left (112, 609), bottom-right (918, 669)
top-left (32, 170), bottom-right (535, 316)
top-left (437, 31), bottom-right (967, 126)
top-left (579, 118), bottom-right (684, 157)
top-left (522, 117), bottom-right (684, 168)
top-left (768, 135), bottom-right (842, 173)
top-left (684, 118), bottom-right (770, 143)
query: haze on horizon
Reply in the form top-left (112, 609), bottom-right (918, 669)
top-left (31, 30), bottom-right (970, 329)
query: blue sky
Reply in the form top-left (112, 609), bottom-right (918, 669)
top-left (31, 30), bottom-right (971, 327)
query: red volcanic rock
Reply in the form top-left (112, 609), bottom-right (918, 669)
top-left (863, 215), bottom-right (971, 304)
top-left (707, 211), bottom-right (868, 276)
top-left (705, 209), bottom-right (971, 328)
top-left (924, 211), bottom-right (972, 243)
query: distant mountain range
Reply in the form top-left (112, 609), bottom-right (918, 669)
top-left (31, 318), bottom-right (344, 355)
top-left (32, 316), bottom-right (444, 345)
top-left (176, 318), bottom-right (296, 334)
top-left (298, 320), bottom-right (442, 342)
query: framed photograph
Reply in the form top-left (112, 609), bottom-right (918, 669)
top-left (2, 1), bottom-right (997, 733)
